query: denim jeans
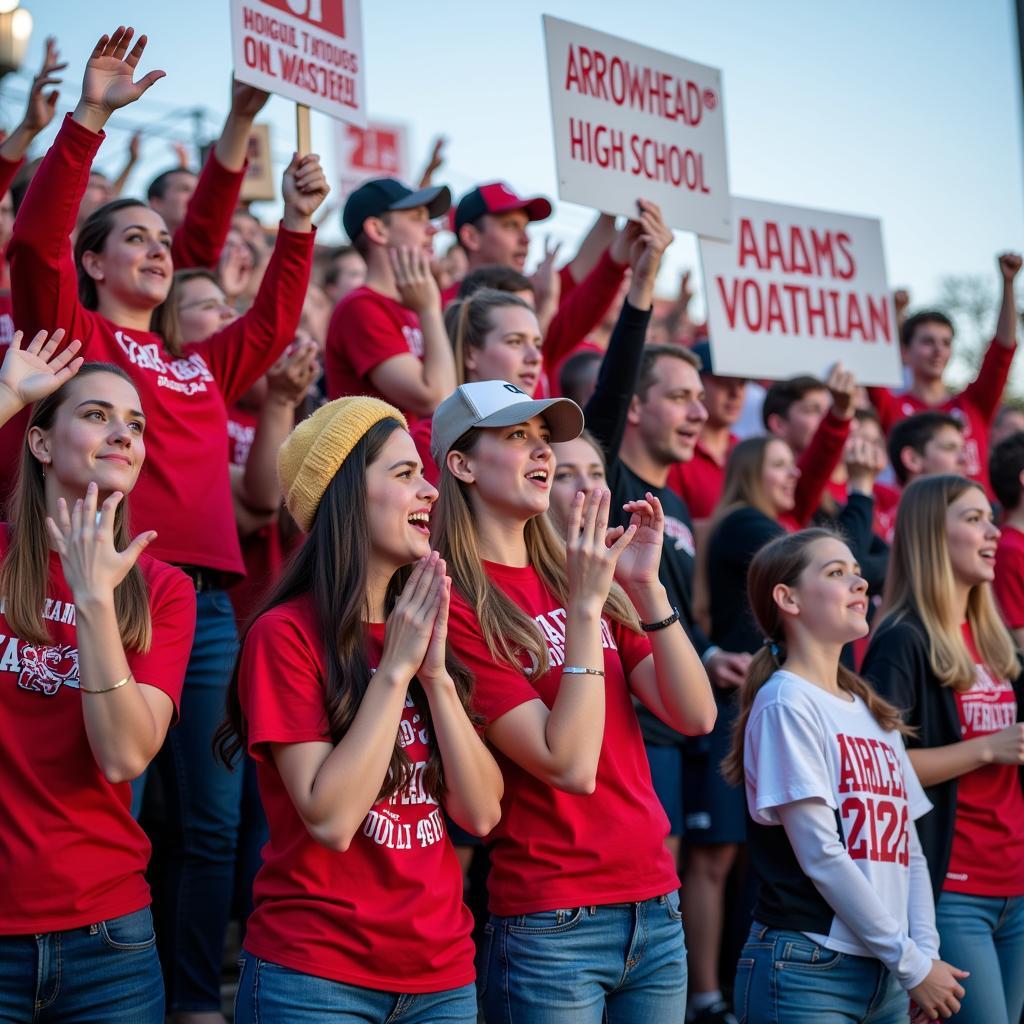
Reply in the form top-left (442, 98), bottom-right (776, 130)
top-left (480, 892), bottom-right (687, 1023)
top-left (148, 587), bottom-right (242, 1013)
top-left (0, 907), bottom-right (164, 1023)
top-left (935, 891), bottom-right (1024, 1024)
top-left (234, 952), bottom-right (478, 1023)
top-left (733, 923), bottom-right (908, 1024)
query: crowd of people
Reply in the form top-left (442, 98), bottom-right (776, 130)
top-left (1, 22), bottom-right (1023, 1024)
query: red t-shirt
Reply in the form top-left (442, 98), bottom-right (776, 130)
top-left (944, 624), bottom-right (1024, 896)
top-left (994, 525), bottom-right (1024, 631)
top-left (324, 286), bottom-right (425, 421)
top-left (239, 596), bottom-right (476, 992)
top-left (0, 532), bottom-right (195, 933)
top-left (667, 434), bottom-right (738, 520)
top-left (868, 340), bottom-right (1015, 494)
top-left (409, 414), bottom-right (438, 486)
top-left (7, 115), bottom-right (315, 577)
top-left (446, 561), bottom-right (678, 916)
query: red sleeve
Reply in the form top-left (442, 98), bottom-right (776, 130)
top-left (9, 114), bottom-right (103, 347)
top-left (613, 620), bottom-right (652, 676)
top-left (194, 224), bottom-right (315, 407)
top-left (791, 410), bottom-right (850, 527)
top-left (446, 589), bottom-right (538, 726)
top-left (558, 264), bottom-right (577, 300)
top-left (327, 293), bottom-right (414, 385)
top-left (129, 559), bottom-right (197, 719)
top-left (994, 541), bottom-right (1024, 630)
top-left (170, 150), bottom-right (247, 270)
top-left (239, 607), bottom-right (329, 760)
top-left (0, 153), bottom-right (24, 200)
top-left (410, 416), bottom-right (438, 485)
top-left (866, 386), bottom-right (901, 432)
top-left (543, 250), bottom-right (628, 372)
top-left (959, 337), bottom-right (1015, 426)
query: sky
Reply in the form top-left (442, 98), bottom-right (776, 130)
top-left (4, 0), bottom-right (1022, 330)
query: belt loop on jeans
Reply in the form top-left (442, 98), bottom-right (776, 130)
top-left (752, 920), bottom-right (770, 940)
top-left (176, 565), bottom-right (225, 593)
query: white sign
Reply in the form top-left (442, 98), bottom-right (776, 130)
top-left (543, 15), bottom-right (731, 240)
top-left (334, 120), bottom-right (410, 198)
top-left (700, 197), bottom-right (902, 387)
top-left (230, 0), bottom-right (366, 127)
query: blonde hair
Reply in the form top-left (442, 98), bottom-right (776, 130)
top-left (432, 427), bottom-right (639, 674)
top-left (0, 364), bottom-right (152, 650)
top-left (723, 529), bottom-right (909, 786)
top-left (878, 474), bottom-right (1017, 691)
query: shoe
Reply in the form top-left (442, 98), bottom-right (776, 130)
top-left (687, 1000), bottom-right (738, 1024)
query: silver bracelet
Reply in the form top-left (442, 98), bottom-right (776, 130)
top-left (561, 665), bottom-right (605, 678)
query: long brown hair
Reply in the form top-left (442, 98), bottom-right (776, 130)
top-left (878, 474), bottom-right (1018, 690)
top-left (215, 419), bottom-right (478, 803)
top-left (722, 529), bottom-right (908, 786)
top-left (446, 288), bottom-right (535, 386)
top-left (432, 426), bottom-right (639, 676)
top-left (0, 363), bottom-right (152, 650)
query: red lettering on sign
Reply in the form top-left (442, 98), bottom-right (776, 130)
top-left (260, 0), bottom-right (346, 38)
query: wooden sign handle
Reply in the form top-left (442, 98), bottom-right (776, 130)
top-left (296, 104), bottom-right (312, 156)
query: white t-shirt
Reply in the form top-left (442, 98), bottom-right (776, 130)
top-left (745, 670), bottom-right (932, 959)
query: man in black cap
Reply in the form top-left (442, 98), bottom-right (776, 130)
top-left (325, 177), bottom-right (456, 422)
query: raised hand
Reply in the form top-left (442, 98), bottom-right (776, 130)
top-left (0, 329), bottom-right (83, 409)
top-left (377, 553), bottom-right (447, 685)
top-left (612, 493), bottom-right (665, 597)
top-left (282, 152), bottom-right (330, 230)
top-left (530, 236), bottom-right (562, 306)
top-left (999, 251), bottom-right (1022, 282)
top-left (826, 362), bottom-right (857, 421)
top-left (21, 37), bottom-right (66, 134)
top-left (565, 489), bottom-right (637, 614)
top-left (266, 337), bottom-right (320, 407)
top-left (46, 483), bottom-right (156, 604)
top-left (844, 433), bottom-right (885, 494)
top-left (418, 135), bottom-right (447, 188)
top-left (230, 79), bottom-right (271, 120)
top-left (75, 27), bottom-right (165, 132)
top-left (390, 246), bottom-right (441, 314)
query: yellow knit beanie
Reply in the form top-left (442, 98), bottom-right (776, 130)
top-left (278, 396), bottom-right (408, 532)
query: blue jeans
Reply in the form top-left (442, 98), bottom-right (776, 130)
top-left (935, 891), bottom-right (1024, 1024)
top-left (148, 588), bottom-right (242, 1013)
top-left (0, 907), bottom-right (164, 1023)
top-left (234, 952), bottom-right (478, 1023)
top-left (733, 923), bottom-right (908, 1024)
top-left (481, 893), bottom-right (687, 1023)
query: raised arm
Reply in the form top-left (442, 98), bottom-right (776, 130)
top-left (199, 153), bottom-right (326, 405)
top-left (0, 36), bottom-right (65, 168)
top-left (171, 80), bottom-right (269, 270)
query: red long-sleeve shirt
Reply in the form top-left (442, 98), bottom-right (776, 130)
top-left (781, 409), bottom-right (851, 531)
top-left (8, 114), bottom-right (315, 576)
top-left (867, 340), bottom-right (1015, 494)
top-left (170, 147), bottom-right (247, 271)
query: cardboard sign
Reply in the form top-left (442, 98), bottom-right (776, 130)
top-left (240, 124), bottom-right (276, 201)
top-left (543, 15), bottom-right (731, 239)
top-left (334, 119), bottom-right (410, 197)
top-left (230, 0), bottom-right (366, 126)
top-left (700, 197), bottom-right (902, 387)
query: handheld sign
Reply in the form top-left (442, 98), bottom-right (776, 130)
top-left (230, 0), bottom-right (367, 127)
top-left (334, 119), bottom-right (410, 198)
top-left (700, 197), bottom-right (902, 387)
top-left (543, 15), bottom-right (731, 239)
top-left (240, 124), bottom-right (276, 201)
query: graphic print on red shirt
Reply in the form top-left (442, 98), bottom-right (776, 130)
top-left (0, 534), bottom-right (195, 934)
top-left (239, 598), bottom-right (475, 992)
top-left (445, 560), bottom-right (678, 916)
top-left (944, 624), bottom-right (1024, 896)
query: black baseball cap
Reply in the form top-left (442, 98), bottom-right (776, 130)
top-left (343, 178), bottom-right (452, 242)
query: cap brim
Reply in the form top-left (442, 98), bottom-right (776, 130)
top-left (476, 396), bottom-right (584, 443)
top-left (488, 194), bottom-right (552, 223)
top-left (389, 184), bottom-right (452, 220)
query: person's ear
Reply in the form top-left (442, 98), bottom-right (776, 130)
top-left (362, 216), bottom-right (388, 247)
top-left (446, 449), bottom-right (475, 484)
top-left (773, 582), bottom-right (800, 618)
top-left (459, 222), bottom-right (481, 256)
top-left (27, 426), bottom-right (53, 467)
top-left (765, 413), bottom-right (788, 440)
top-left (625, 394), bottom-right (643, 428)
top-left (901, 446), bottom-right (923, 478)
top-left (80, 250), bottom-right (105, 283)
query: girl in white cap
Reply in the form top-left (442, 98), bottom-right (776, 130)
top-left (431, 379), bottom-right (716, 1023)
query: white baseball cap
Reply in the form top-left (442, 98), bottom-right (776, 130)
top-left (431, 380), bottom-right (584, 465)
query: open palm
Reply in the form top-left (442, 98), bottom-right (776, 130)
top-left (0, 330), bottom-right (82, 405)
top-left (612, 495), bottom-right (664, 594)
top-left (81, 27), bottom-right (165, 116)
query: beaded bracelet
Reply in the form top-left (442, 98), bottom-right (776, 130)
top-left (640, 607), bottom-right (681, 632)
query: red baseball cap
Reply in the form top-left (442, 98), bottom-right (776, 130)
top-left (453, 181), bottom-right (552, 232)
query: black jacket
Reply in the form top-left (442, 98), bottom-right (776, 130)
top-left (861, 610), bottom-right (1024, 896)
